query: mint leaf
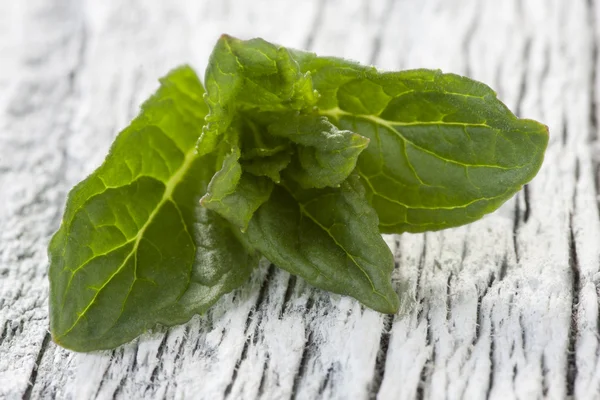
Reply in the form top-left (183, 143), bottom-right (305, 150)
top-left (49, 36), bottom-right (550, 352)
top-left (201, 143), bottom-right (273, 231)
top-left (199, 35), bottom-right (317, 156)
top-left (240, 150), bottom-right (292, 183)
top-left (238, 116), bottom-right (292, 183)
top-left (244, 174), bottom-right (399, 313)
top-left (267, 113), bottom-right (369, 188)
top-left (48, 67), bottom-right (257, 351)
top-left (154, 206), bottom-right (258, 326)
top-left (292, 52), bottom-right (549, 233)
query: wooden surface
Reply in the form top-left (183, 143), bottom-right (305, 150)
top-left (1, 0), bottom-right (599, 399)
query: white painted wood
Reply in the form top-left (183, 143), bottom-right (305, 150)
top-left (1, 0), bottom-right (599, 399)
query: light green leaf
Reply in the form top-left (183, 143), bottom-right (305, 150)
top-left (48, 66), bottom-right (257, 352)
top-left (240, 150), bottom-right (292, 183)
top-left (268, 113), bottom-right (369, 188)
top-left (238, 116), bottom-right (292, 183)
top-left (244, 174), bottom-right (399, 314)
top-left (201, 144), bottom-right (273, 231)
top-left (239, 116), bottom-right (291, 159)
top-left (199, 35), bottom-right (317, 156)
top-left (291, 52), bottom-right (549, 233)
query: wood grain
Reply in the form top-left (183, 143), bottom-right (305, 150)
top-left (1, 0), bottom-right (599, 399)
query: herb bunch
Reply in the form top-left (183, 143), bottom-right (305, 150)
top-left (48, 35), bottom-right (548, 351)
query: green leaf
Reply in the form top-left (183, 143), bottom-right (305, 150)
top-left (243, 174), bottom-right (399, 314)
top-left (268, 113), bottom-right (369, 188)
top-left (154, 206), bottom-right (259, 326)
top-left (48, 66), bottom-right (257, 352)
top-left (240, 150), bottom-right (292, 183)
top-left (291, 51), bottom-right (549, 233)
top-left (239, 116), bottom-right (291, 159)
top-left (200, 143), bottom-right (274, 231)
top-left (238, 116), bottom-right (293, 183)
top-left (199, 35), bottom-right (317, 156)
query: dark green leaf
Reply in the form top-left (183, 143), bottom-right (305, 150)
top-left (291, 51), bottom-right (549, 233)
top-left (48, 66), bottom-right (257, 352)
top-left (244, 174), bottom-right (399, 313)
top-left (238, 116), bottom-right (293, 183)
top-left (239, 116), bottom-right (291, 159)
top-left (268, 113), bottom-right (369, 188)
top-left (154, 206), bottom-right (259, 326)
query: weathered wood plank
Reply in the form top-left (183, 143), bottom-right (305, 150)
top-left (1, 0), bottom-right (600, 399)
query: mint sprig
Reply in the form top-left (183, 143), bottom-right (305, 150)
top-left (48, 35), bottom-right (548, 352)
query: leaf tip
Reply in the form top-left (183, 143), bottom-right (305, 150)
top-left (542, 123), bottom-right (550, 135)
top-left (219, 33), bottom-right (241, 46)
top-left (49, 329), bottom-right (77, 352)
top-left (382, 294), bottom-right (400, 315)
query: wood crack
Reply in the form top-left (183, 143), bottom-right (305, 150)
top-left (513, 195), bottom-right (521, 263)
top-left (485, 310), bottom-right (496, 400)
top-left (415, 310), bottom-right (433, 400)
top-left (567, 159), bottom-right (581, 396)
top-left (567, 215), bottom-right (580, 396)
top-left (21, 332), bottom-right (50, 400)
top-left (474, 273), bottom-right (494, 347)
top-left (150, 332), bottom-right (169, 384)
top-left (256, 354), bottom-right (270, 398)
top-left (369, 313), bottom-right (394, 399)
top-left (499, 254), bottom-right (509, 282)
top-left (111, 375), bottom-right (127, 400)
top-left (446, 272), bottom-right (454, 322)
top-left (0, 321), bottom-right (8, 348)
top-left (280, 274), bottom-right (297, 319)
top-left (174, 325), bottom-right (190, 363)
top-left (541, 354), bottom-right (549, 397)
top-left (130, 342), bottom-right (140, 372)
top-left (290, 297), bottom-right (315, 400)
top-left (523, 185), bottom-right (531, 223)
top-left (518, 314), bottom-right (526, 354)
top-left (415, 235), bottom-right (428, 313)
top-left (589, 0), bottom-right (598, 142)
top-left (317, 365), bottom-right (334, 396)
